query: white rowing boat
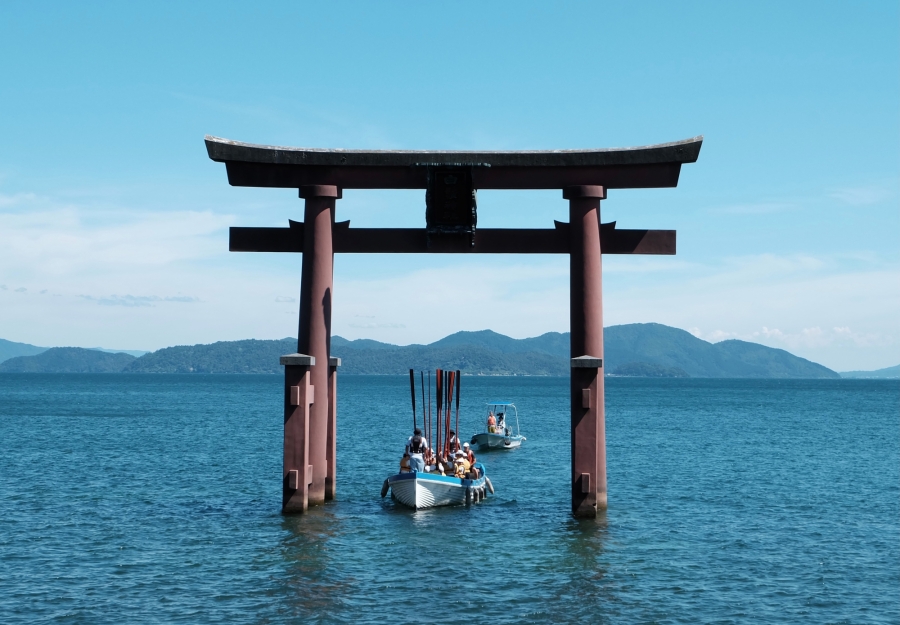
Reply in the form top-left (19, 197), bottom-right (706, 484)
top-left (382, 464), bottom-right (492, 510)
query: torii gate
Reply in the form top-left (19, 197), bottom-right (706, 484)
top-left (205, 135), bottom-right (702, 518)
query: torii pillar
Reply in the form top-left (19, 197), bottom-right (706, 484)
top-left (567, 185), bottom-right (607, 515)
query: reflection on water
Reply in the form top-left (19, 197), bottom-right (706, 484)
top-left (278, 505), bottom-right (348, 622)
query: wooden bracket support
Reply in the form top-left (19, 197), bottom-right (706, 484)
top-left (581, 472), bottom-right (591, 493)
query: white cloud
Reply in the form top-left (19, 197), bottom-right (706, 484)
top-left (607, 252), bottom-right (899, 370)
top-left (710, 201), bottom-right (798, 215)
top-left (829, 184), bottom-right (894, 206)
top-left (2, 189), bottom-right (898, 370)
top-left (0, 206), bottom-right (234, 276)
top-left (78, 294), bottom-right (200, 307)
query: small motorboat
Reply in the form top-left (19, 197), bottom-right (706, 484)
top-left (382, 463), bottom-right (493, 510)
top-left (470, 402), bottom-right (526, 451)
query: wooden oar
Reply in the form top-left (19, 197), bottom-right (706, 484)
top-left (447, 370), bottom-right (455, 453)
top-left (420, 371), bottom-right (426, 446)
top-left (409, 369), bottom-right (416, 432)
top-left (436, 369), bottom-right (443, 456)
top-left (455, 369), bottom-right (461, 452)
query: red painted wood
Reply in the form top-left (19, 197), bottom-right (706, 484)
top-left (229, 223), bottom-right (675, 255)
top-left (283, 367), bottom-right (312, 513)
top-left (326, 361), bottom-right (338, 501)
top-left (297, 185), bottom-right (336, 506)
top-left (568, 186), bottom-right (608, 518)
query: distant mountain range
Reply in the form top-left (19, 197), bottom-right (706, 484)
top-left (838, 364), bottom-right (900, 379)
top-left (0, 339), bottom-right (146, 364)
top-left (1, 323), bottom-right (879, 379)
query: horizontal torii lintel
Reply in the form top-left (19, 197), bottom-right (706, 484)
top-left (229, 222), bottom-right (675, 255)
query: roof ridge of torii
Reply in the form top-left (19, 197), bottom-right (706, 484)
top-left (209, 134), bottom-right (703, 255)
top-left (206, 134), bottom-right (703, 517)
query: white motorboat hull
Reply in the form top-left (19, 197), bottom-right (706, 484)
top-left (386, 468), bottom-right (488, 510)
top-left (470, 432), bottom-right (526, 451)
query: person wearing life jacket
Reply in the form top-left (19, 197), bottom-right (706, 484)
top-left (453, 451), bottom-right (468, 479)
top-left (462, 442), bottom-right (478, 477)
top-left (406, 428), bottom-right (427, 472)
top-left (487, 412), bottom-right (497, 433)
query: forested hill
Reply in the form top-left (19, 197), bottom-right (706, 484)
top-left (0, 347), bottom-right (136, 373)
top-left (0, 324), bottom-right (841, 378)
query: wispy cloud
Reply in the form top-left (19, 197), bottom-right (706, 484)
top-left (710, 201), bottom-right (798, 215)
top-left (349, 322), bottom-right (407, 329)
top-left (79, 294), bottom-right (200, 307)
top-left (0, 192), bottom-right (39, 208)
top-left (0, 199), bottom-right (235, 276)
top-left (829, 183), bottom-right (894, 206)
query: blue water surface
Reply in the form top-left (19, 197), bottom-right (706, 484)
top-left (0, 374), bottom-right (897, 624)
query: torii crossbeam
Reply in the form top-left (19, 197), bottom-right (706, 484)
top-left (206, 135), bottom-right (702, 518)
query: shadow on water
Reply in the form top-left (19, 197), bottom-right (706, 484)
top-left (275, 505), bottom-right (350, 624)
top-left (527, 511), bottom-right (615, 624)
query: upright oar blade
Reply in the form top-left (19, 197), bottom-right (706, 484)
top-left (420, 371), bottom-right (426, 445)
top-left (447, 370), bottom-right (455, 453)
top-left (409, 369), bottom-right (416, 432)
top-left (455, 369), bottom-right (461, 453)
top-left (436, 369), bottom-right (443, 456)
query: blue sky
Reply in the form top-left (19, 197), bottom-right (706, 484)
top-left (1, 1), bottom-right (897, 370)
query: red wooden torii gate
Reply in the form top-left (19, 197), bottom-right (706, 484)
top-left (206, 135), bottom-right (702, 518)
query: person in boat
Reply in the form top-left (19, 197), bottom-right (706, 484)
top-left (424, 447), bottom-right (436, 472)
top-left (497, 412), bottom-right (506, 431)
top-left (448, 430), bottom-right (458, 453)
top-left (487, 411), bottom-right (497, 433)
top-left (453, 450), bottom-right (468, 479)
top-left (399, 453), bottom-right (412, 473)
top-left (462, 442), bottom-right (479, 478)
top-left (406, 428), bottom-right (428, 472)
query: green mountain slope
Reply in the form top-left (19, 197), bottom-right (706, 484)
top-left (0, 324), bottom-right (841, 378)
top-left (840, 364), bottom-right (900, 379)
top-left (0, 347), bottom-right (135, 372)
top-left (603, 324), bottom-right (839, 378)
top-left (334, 344), bottom-right (567, 375)
top-left (125, 339), bottom-right (296, 373)
top-left (0, 338), bottom-right (48, 364)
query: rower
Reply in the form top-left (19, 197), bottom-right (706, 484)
top-left (453, 450), bottom-right (468, 478)
top-left (406, 428), bottom-right (427, 472)
top-left (462, 442), bottom-right (478, 478)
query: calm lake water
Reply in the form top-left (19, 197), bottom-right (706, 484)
top-left (1, 374), bottom-right (898, 624)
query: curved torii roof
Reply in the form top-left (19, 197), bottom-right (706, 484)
top-left (205, 135), bottom-right (702, 190)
